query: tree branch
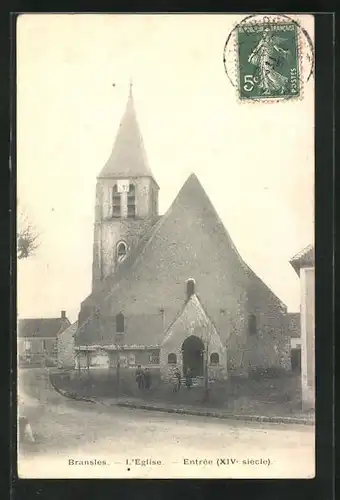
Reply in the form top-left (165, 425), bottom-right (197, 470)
top-left (17, 210), bottom-right (40, 259)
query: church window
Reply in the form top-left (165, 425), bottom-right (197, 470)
top-left (248, 314), bottom-right (257, 335)
top-left (117, 241), bottom-right (127, 262)
top-left (210, 353), bottom-right (219, 365)
top-left (116, 312), bottom-right (125, 333)
top-left (168, 353), bottom-right (177, 364)
top-left (112, 185), bottom-right (121, 217)
top-left (127, 184), bottom-right (136, 218)
top-left (186, 279), bottom-right (195, 300)
top-left (149, 351), bottom-right (160, 364)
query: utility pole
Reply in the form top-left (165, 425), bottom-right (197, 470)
top-left (86, 346), bottom-right (90, 397)
top-left (86, 347), bottom-right (90, 375)
top-left (115, 334), bottom-right (122, 397)
top-left (203, 334), bottom-right (211, 402)
top-left (77, 351), bottom-right (81, 376)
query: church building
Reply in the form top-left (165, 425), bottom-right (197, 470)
top-left (75, 86), bottom-right (290, 381)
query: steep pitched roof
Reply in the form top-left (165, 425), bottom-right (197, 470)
top-left (78, 173), bottom-right (267, 346)
top-left (18, 317), bottom-right (70, 338)
top-left (77, 314), bottom-right (164, 348)
top-left (287, 312), bottom-right (300, 338)
top-left (289, 244), bottom-right (315, 275)
top-left (77, 173), bottom-right (286, 348)
top-left (161, 293), bottom-right (221, 349)
top-left (98, 87), bottom-right (155, 179)
top-left (80, 173), bottom-right (249, 309)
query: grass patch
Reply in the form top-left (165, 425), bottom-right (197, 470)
top-left (51, 368), bottom-right (303, 415)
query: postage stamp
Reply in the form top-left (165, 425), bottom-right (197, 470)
top-left (237, 21), bottom-right (300, 100)
top-left (223, 14), bottom-right (314, 103)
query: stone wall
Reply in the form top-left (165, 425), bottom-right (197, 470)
top-left (92, 176), bottom-right (158, 291)
top-left (57, 324), bottom-right (77, 369)
top-left (245, 274), bottom-right (288, 373)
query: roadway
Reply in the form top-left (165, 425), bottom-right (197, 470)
top-left (17, 368), bottom-right (315, 479)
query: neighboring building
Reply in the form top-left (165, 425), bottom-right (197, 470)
top-left (75, 86), bottom-right (290, 381)
top-left (57, 321), bottom-right (78, 369)
top-left (289, 245), bottom-right (315, 409)
top-left (18, 311), bottom-right (71, 366)
top-left (287, 312), bottom-right (301, 372)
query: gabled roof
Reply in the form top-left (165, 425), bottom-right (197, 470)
top-left (77, 173), bottom-right (286, 348)
top-left (18, 317), bottom-right (70, 338)
top-left (80, 173), bottom-right (251, 310)
top-left (161, 293), bottom-right (220, 348)
top-left (287, 312), bottom-right (300, 338)
top-left (78, 173), bottom-right (274, 347)
top-left (77, 314), bottom-right (164, 348)
top-left (289, 244), bottom-right (315, 275)
top-left (98, 86), bottom-right (155, 180)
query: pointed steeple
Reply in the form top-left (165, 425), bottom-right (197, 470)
top-left (98, 83), bottom-right (154, 179)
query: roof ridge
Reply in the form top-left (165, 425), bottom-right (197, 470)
top-left (163, 293), bottom-right (218, 338)
top-left (290, 244), bottom-right (314, 261)
top-left (19, 317), bottom-right (64, 321)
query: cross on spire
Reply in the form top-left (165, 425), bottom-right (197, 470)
top-left (129, 78), bottom-right (133, 97)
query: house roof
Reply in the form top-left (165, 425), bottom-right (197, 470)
top-left (60, 321), bottom-right (78, 338)
top-left (18, 317), bottom-right (70, 338)
top-left (77, 173), bottom-right (285, 348)
top-left (287, 312), bottom-right (300, 338)
top-left (289, 244), bottom-right (315, 275)
top-left (98, 86), bottom-right (155, 180)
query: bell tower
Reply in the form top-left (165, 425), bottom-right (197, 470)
top-left (92, 82), bottom-right (159, 292)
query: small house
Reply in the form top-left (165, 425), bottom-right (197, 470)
top-left (18, 311), bottom-right (70, 366)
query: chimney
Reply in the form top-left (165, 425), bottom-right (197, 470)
top-left (61, 310), bottom-right (66, 319)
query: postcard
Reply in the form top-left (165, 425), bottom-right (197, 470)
top-left (16, 13), bottom-right (315, 479)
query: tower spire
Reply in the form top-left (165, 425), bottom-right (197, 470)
top-left (98, 77), bottom-right (155, 180)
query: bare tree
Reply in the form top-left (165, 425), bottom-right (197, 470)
top-left (17, 209), bottom-right (39, 259)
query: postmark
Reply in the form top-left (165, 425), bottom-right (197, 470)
top-left (223, 14), bottom-right (314, 103)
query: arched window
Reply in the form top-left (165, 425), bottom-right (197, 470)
top-left (127, 184), bottom-right (136, 218)
top-left (167, 353), bottom-right (177, 364)
top-left (248, 314), bottom-right (257, 335)
top-left (116, 312), bottom-right (124, 333)
top-left (112, 185), bottom-right (121, 217)
top-left (210, 353), bottom-right (219, 365)
top-left (186, 279), bottom-right (195, 300)
top-left (117, 241), bottom-right (127, 262)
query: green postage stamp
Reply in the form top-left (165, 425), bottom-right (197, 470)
top-left (237, 21), bottom-right (300, 100)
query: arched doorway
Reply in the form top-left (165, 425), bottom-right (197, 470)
top-left (182, 335), bottom-right (204, 377)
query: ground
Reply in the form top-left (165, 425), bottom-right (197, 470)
top-left (50, 365), bottom-right (306, 416)
top-left (17, 368), bottom-right (315, 479)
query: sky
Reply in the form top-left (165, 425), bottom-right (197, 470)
top-left (17, 14), bottom-right (314, 322)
